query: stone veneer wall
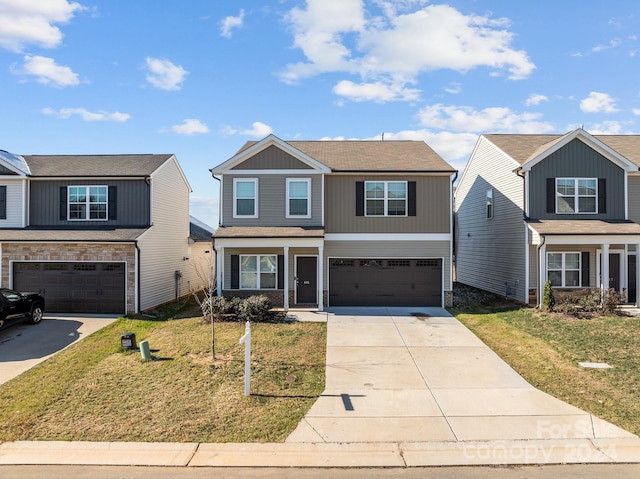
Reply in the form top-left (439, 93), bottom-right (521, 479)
top-left (2, 242), bottom-right (137, 314)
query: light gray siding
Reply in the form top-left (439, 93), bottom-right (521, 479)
top-left (29, 179), bottom-right (150, 227)
top-left (232, 145), bottom-right (313, 170)
top-left (529, 139), bottom-right (625, 220)
top-left (324, 240), bottom-right (451, 290)
top-left (454, 136), bottom-right (528, 302)
top-left (325, 175), bottom-right (451, 233)
top-left (0, 179), bottom-right (26, 228)
top-left (628, 176), bottom-right (640, 222)
top-left (222, 174), bottom-right (323, 226)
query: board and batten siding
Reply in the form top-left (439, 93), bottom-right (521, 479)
top-left (222, 174), bottom-right (323, 226)
top-left (29, 179), bottom-right (150, 227)
top-left (137, 157), bottom-right (192, 311)
top-left (232, 145), bottom-right (314, 170)
top-left (528, 139), bottom-right (625, 220)
top-left (324, 240), bottom-right (451, 290)
top-left (454, 136), bottom-right (528, 303)
top-left (325, 175), bottom-right (450, 234)
top-left (0, 179), bottom-right (27, 228)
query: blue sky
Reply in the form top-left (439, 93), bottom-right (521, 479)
top-left (1, 1), bottom-right (640, 228)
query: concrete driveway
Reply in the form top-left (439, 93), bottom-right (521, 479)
top-left (0, 314), bottom-right (118, 385)
top-left (287, 307), bottom-right (635, 444)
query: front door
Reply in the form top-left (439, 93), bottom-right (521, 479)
top-left (296, 256), bottom-right (317, 304)
top-left (609, 253), bottom-right (621, 292)
top-left (629, 255), bottom-right (637, 303)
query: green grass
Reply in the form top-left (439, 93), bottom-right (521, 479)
top-left (0, 308), bottom-right (326, 443)
top-left (451, 305), bottom-right (640, 436)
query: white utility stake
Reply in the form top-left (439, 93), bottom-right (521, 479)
top-left (239, 321), bottom-right (251, 396)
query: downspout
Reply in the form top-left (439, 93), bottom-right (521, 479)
top-left (536, 234), bottom-right (546, 308)
top-left (515, 167), bottom-right (528, 303)
top-left (451, 170), bottom-right (459, 290)
top-left (210, 172), bottom-right (222, 228)
top-left (135, 241), bottom-right (141, 314)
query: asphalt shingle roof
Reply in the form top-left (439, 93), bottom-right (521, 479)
top-left (0, 228), bottom-right (148, 242)
top-left (22, 154), bottom-right (173, 177)
top-left (527, 219), bottom-right (640, 236)
top-left (214, 226), bottom-right (324, 239)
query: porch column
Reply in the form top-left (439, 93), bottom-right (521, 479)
top-left (216, 246), bottom-right (223, 297)
top-left (602, 243), bottom-right (610, 293)
top-left (283, 246), bottom-right (289, 310)
top-left (318, 245), bottom-right (324, 311)
top-left (538, 243), bottom-right (546, 308)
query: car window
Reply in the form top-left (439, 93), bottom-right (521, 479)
top-left (1, 291), bottom-right (21, 303)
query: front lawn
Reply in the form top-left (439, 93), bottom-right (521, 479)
top-left (451, 304), bottom-right (640, 436)
top-left (0, 308), bottom-right (326, 443)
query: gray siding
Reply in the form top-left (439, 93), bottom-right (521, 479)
top-left (30, 179), bottom-right (150, 227)
top-left (232, 145), bottom-right (313, 170)
top-left (628, 176), bottom-right (640, 222)
top-left (325, 175), bottom-right (450, 233)
top-left (324, 240), bottom-right (451, 290)
top-left (529, 139), bottom-right (625, 220)
top-left (222, 174), bottom-right (323, 226)
top-left (454, 136), bottom-right (528, 303)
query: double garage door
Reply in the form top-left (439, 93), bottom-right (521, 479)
top-left (13, 262), bottom-right (126, 314)
top-left (329, 258), bottom-right (442, 307)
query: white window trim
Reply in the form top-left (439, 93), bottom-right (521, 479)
top-left (364, 180), bottom-right (408, 217)
top-left (68, 185), bottom-right (108, 221)
top-left (486, 188), bottom-right (493, 219)
top-left (233, 178), bottom-right (258, 219)
top-left (239, 254), bottom-right (277, 290)
top-left (547, 251), bottom-right (581, 287)
top-left (555, 178), bottom-right (597, 214)
top-left (286, 178), bottom-right (311, 219)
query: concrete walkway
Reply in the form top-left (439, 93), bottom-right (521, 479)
top-left (1, 307), bottom-right (640, 467)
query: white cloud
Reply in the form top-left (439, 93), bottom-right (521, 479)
top-left (241, 121), bottom-right (273, 138)
top-left (0, 0), bottom-right (84, 52)
top-left (444, 82), bottom-right (462, 94)
top-left (145, 57), bottom-right (187, 91)
top-left (580, 91), bottom-right (619, 113)
top-left (42, 107), bottom-right (129, 122)
top-left (333, 80), bottom-right (420, 102)
top-left (525, 93), bottom-right (548, 106)
top-left (220, 9), bottom-right (245, 38)
top-left (170, 119), bottom-right (209, 135)
top-left (13, 55), bottom-right (79, 87)
top-left (417, 103), bottom-right (554, 133)
top-left (587, 121), bottom-right (625, 135)
top-left (592, 39), bottom-right (621, 52)
top-left (633, 108), bottom-right (640, 116)
top-left (281, 1), bottom-right (535, 102)
top-left (380, 129), bottom-right (477, 164)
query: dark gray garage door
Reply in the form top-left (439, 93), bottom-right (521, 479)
top-left (13, 262), bottom-right (126, 314)
top-left (329, 258), bottom-right (442, 307)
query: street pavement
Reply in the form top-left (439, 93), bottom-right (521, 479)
top-left (1, 307), bottom-right (639, 468)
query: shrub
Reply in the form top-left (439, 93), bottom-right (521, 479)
top-left (542, 280), bottom-right (555, 311)
top-left (237, 295), bottom-right (272, 322)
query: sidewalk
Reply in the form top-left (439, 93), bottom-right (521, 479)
top-left (1, 307), bottom-right (640, 467)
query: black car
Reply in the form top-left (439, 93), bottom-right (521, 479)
top-left (0, 288), bottom-right (45, 331)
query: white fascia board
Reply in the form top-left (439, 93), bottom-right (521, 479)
top-left (214, 237), bottom-right (324, 249)
top-left (324, 233), bottom-right (451, 241)
top-left (542, 234), bottom-right (640, 245)
top-left (224, 169), bottom-right (324, 176)
top-left (210, 134), bottom-right (331, 174)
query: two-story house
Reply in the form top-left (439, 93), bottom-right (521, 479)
top-left (211, 134), bottom-right (456, 310)
top-left (454, 128), bottom-right (640, 307)
top-left (0, 150), bottom-right (213, 315)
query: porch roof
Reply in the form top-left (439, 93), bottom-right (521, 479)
top-left (0, 227), bottom-right (147, 242)
top-left (527, 219), bottom-right (640, 236)
top-left (213, 226), bottom-right (325, 239)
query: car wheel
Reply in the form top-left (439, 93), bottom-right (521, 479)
top-left (29, 304), bottom-right (44, 324)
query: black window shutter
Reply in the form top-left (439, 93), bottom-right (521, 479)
top-left (108, 186), bottom-right (117, 220)
top-left (546, 178), bottom-right (555, 214)
top-left (60, 186), bottom-right (67, 220)
top-left (278, 255), bottom-right (285, 289)
top-left (355, 181), bottom-right (364, 216)
top-left (408, 181), bottom-right (417, 216)
top-left (598, 179), bottom-right (606, 214)
top-left (0, 185), bottom-right (6, 220)
top-left (581, 251), bottom-right (590, 287)
top-left (231, 255), bottom-right (239, 289)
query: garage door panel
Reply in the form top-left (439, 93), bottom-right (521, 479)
top-left (13, 262), bottom-right (125, 314)
top-left (329, 258), bottom-right (442, 307)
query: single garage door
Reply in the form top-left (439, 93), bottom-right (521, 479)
top-left (329, 258), bottom-right (442, 307)
top-left (13, 262), bottom-right (126, 314)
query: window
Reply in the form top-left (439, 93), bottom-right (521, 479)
top-left (556, 178), bottom-right (596, 214)
top-left (486, 188), bottom-right (493, 219)
top-left (68, 186), bottom-right (108, 220)
top-left (240, 255), bottom-right (276, 289)
top-left (365, 181), bottom-right (407, 216)
top-left (233, 178), bottom-right (258, 218)
top-left (547, 252), bottom-right (581, 287)
top-left (286, 178), bottom-right (311, 218)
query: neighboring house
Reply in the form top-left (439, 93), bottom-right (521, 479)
top-left (210, 134), bottom-right (456, 310)
top-left (0, 150), bottom-right (213, 315)
top-left (454, 128), bottom-right (640, 307)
